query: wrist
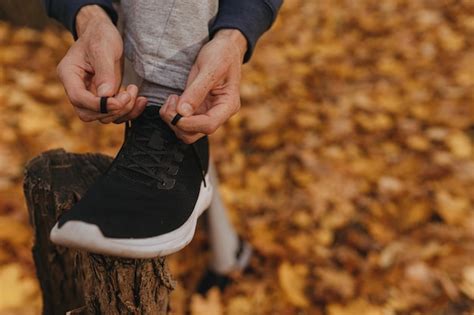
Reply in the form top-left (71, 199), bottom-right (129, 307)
top-left (215, 29), bottom-right (248, 60)
top-left (76, 5), bottom-right (113, 37)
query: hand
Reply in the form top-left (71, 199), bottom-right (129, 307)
top-left (160, 29), bottom-right (247, 143)
top-left (56, 5), bottom-right (147, 124)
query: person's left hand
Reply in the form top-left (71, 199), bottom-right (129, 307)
top-left (160, 29), bottom-right (247, 144)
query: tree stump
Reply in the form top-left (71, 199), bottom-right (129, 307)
top-left (23, 149), bottom-right (174, 315)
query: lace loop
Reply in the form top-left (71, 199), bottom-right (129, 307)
top-left (117, 117), bottom-right (184, 189)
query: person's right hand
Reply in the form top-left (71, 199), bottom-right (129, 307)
top-left (56, 5), bottom-right (147, 124)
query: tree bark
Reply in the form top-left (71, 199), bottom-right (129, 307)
top-left (23, 149), bottom-right (173, 315)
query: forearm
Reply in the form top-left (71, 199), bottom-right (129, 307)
top-left (209, 0), bottom-right (283, 62)
top-left (42, 0), bottom-right (118, 39)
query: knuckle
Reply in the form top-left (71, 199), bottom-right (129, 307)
top-left (159, 110), bottom-right (168, 121)
top-left (179, 134), bottom-right (193, 144)
top-left (118, 103), bottom-right (132, 115)
top-left (205, 123), bottom-right (218, 135)
top-left (129, 111), bottom-right (140, 120)
top-left (78, 113), bottom-right (91, 122)
top-left (179, 124), bottom-right (191, 132)
top-left (114, 100), bottom-right (126, 110)
top-left (159, 106), bottom-right (166, 116)
top-left (183, 137), bottom-right (194, 144)
top-left (68, 91), bottom-right (80, 106)
top-left (203, 126), bottom-right (213, 134)
top-left (126, 100), bottom-right (135, 111)
top-left (134, 107), bottom-right (146, 118)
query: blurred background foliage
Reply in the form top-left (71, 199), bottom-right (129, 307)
top-left (0, 0), bottom-right (473, 314)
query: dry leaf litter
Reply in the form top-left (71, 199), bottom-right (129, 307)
top-left (0, 0), bottom-right (473, 314)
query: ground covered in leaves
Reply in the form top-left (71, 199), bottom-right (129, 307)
top-left (0, 0), bottom-right (473, 314)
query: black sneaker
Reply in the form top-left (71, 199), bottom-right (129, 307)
top-left (196, 238), bottom-right (253, 294)
top-left (50, 106), bottom-right (213, 258)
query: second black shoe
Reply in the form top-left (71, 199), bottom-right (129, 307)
top-left (50, 106), bottom-right (213, 258)
top-left (196, 238), bottom-right (253, 294)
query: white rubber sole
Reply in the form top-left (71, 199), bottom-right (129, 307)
top-left (50, 174), bottom-right (213, 258)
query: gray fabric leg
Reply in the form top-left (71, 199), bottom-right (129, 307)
top-left (207, 161), bottom-right (240, 274)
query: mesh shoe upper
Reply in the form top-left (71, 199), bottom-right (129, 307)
top-left (58, 107), bottom-right (209, 239)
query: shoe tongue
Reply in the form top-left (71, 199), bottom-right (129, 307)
top-left (133, 106), bottom-right (179, 143)
top-left (135, 106), bottom-right (162, 124)
top-left (148, 130), bottom-right (164, 149)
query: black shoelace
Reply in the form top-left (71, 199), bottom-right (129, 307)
top-left (117, 117), bottom-right (206, 189)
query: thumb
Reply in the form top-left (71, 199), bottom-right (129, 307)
top-left (177, 68), bottom-right (216, 117)
top-left (93, 56), bottom-right (117, 97)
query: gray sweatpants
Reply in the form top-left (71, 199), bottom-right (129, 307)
top-left (120, 0), bottom-right (218, 104)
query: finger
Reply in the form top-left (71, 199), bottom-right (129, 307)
top-left (158, 95), bottom-right (171, 119)
top-left (98, 90), bottom-right (132, 123)
top-left (58, 63), bottom-right (100, 111)
top-left (160, 94), bottom-right (180, 124)
top-left (100, 86), bottom-right (137, 124)
top-left (120, 84), bottom-right (139, 116)
top-left (177, 66), bottom-right (219, 117)
top-left (58, 62), bottom-right (125, 113)
top-left (107, 90), bottom-right (132, 113)
top-left (73, 107), bottom-right (118, 123)
top-left (114, 96), bottom-right (148, 124)
top-left (184, 64), bottom-right (200, 89)
top-left (177, 100), bottom-right (237, 135)
top-left (159, 95), bottom-right (206, 143)
top-left (173, 124), bottom-right (205, 144)
top-left (90, 48), bottom-right (118, 96)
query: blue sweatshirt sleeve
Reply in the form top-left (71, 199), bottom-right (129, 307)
top-left (209, 0), bottom-right (283, 63)
top-left (42, 0), bottom-right (118, 40)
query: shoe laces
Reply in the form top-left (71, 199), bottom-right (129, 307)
top-left (116, 112), bottom-right (206, 189)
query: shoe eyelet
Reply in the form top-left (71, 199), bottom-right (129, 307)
top-left (167, 165), bottom-right (179, 175)
top-left (158, 178), bottom-right (176, 190)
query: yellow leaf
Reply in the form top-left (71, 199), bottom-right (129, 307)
top-left (328, 299), bottom-right (391, 315)
top-left (460, 265), bottom-right (474, 299)
top-left (190, 288), bottom-right (223, 315)
top-left (435, 190), bottom-right (470, 225)
top-left (445, 131), bottom-right (472, 159)
top-left (0, 264), bottom-right (39, 310)
top-left (278, 262), bottom-right (309, 308)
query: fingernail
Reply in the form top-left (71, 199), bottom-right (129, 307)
top-left (178, 103), bottom-right (193, 116)
top-left (97, 84), bottom-right (112, 96)
top-left (118, 92), bottom-right (131, 103)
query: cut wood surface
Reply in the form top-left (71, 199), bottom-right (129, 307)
top-left (23, 149), bottom-right (173, 315)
